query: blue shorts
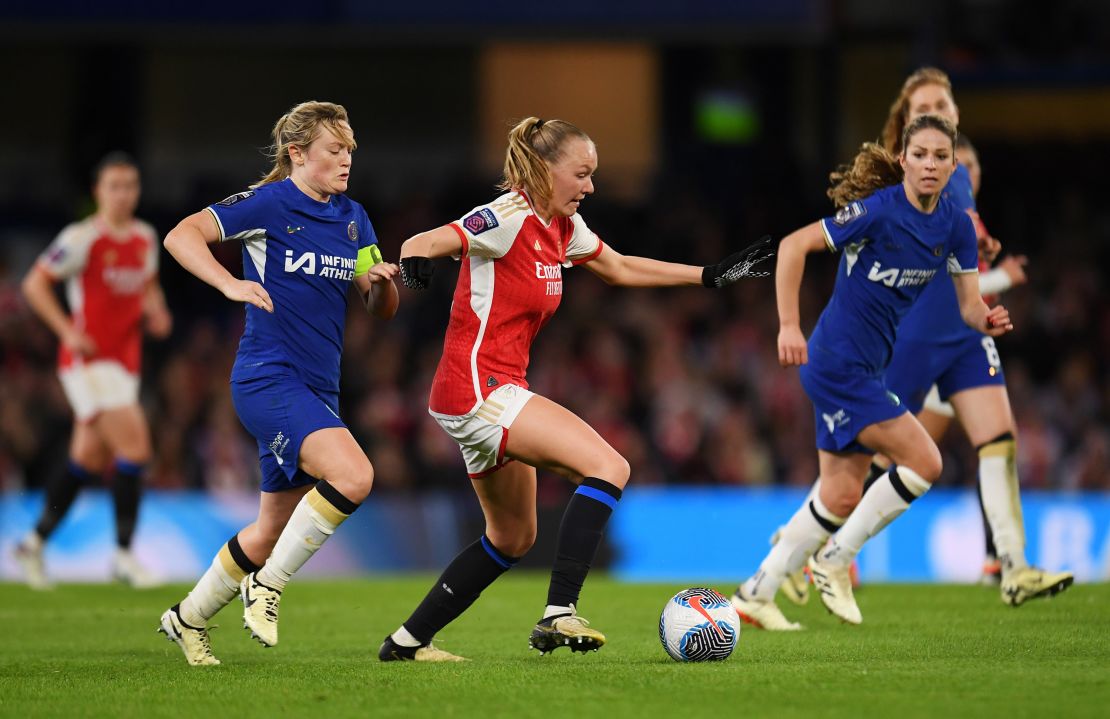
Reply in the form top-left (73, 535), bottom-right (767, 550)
top-left (799, 355), bottom-right (907, 454)
top-left (884, 335), bottom-right (1006, 415)
top-left (230, 367), bottom-right (346, 493)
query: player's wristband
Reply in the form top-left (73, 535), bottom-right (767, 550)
top-left (702, 235), bottom-right (775, 288)
top-left (400, 256), bottom-right (435, 290)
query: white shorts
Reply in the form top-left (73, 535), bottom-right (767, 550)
top-left (430, 384), bottom-right (534, 478)
top-left (922, 384), bottom-right (956, 418)
top-left (58, 360), bottom-right (140, 422)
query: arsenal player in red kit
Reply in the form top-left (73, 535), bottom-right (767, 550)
top-left (378, 117), bottom-right (774, 661)
top-left (14, 153), bottom-right (172, 589)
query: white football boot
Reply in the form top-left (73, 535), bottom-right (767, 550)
top-left (808, 553), bottom-right (862, 625)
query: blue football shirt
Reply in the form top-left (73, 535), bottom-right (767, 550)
top-left (894, 163), bottom-right (981, 343)
top-left (207, 178), bottom-right (383, 392)
top-left (812, 182), bottom-right (978, 375)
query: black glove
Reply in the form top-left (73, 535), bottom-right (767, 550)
top-left (702, 235), bottom-right (775, 288)
top-left (400, 256), bottom-right (435, 290)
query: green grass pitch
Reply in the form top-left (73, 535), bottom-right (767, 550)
top-left (1, 575), bottom-right (1107, 718)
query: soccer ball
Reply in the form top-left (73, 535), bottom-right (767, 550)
top-left (658, 587), bottom-right (740, 662)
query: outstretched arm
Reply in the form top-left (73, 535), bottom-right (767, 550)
top-left (582, 236), bottom-right (774, 288)
top-left (164, 210), bottom-right (273, 313)
top-left (776, 221), bottom-right (826, 367)
top-left (580, 245), bottom-right (700, 286)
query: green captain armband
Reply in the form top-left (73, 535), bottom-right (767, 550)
top-left (355, 244), bottom-right (384, 276)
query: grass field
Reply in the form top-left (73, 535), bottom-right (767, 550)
top-left (1, 575), bottom-right (1107, 718)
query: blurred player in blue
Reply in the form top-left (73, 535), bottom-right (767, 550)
top-left (730, 114), bottom-right (1012, 630)
top-left (156, 101), bottom-right (399, 665)
top-left (870, 69), bottom-right (1072, 609)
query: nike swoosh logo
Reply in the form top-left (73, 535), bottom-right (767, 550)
top-left (687, 595), bottom-right (725, 638)
top-left (244, 586), bottom-right (258, 608)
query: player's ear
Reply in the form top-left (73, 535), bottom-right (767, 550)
top-left (288, 144), bottom-right (305, 166)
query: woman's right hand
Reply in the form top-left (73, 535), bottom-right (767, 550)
top-left (222, 279), bottom-right (274, 313)
top-left (778, 324), bottom-right (808, 367)
top-left (997, 255), bottom-right (1029, 287)
top-left (61, 326), bottom-right (97, 356)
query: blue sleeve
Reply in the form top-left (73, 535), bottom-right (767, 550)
top-left (945, 164), bottom-right (977, 213)
top-left (359, 211), bottom-right (377, 251)
top-left (354, 209), bottom-right (384, 275)
top-left (947, 211), bottom-right (979, 275)
top-left (206, 189), bottom-right (270, 242)
top-left (819, 192), bottom-right (883, 253)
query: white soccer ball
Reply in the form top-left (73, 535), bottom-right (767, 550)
top-left (658, 587), bottom-right (740, 662)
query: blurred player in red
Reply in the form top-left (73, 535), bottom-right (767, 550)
top-left (14, 152), bottom-right (172, 589)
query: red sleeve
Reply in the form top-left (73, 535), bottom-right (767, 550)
top-left (570, 239), bottom-right (605, 266)
top-left (449, 222), bottom-right (469, 256)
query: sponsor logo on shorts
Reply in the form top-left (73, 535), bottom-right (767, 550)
top-left (269, 431), bottom-right (290, 465)
top-left (822, 409), bottom-right (850, 435)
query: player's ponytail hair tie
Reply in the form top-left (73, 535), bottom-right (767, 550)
top-left (533, 119), bottom-right (546, 131)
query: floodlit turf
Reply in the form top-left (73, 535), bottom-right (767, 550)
top-left (1, 575), bottom-right (1107, 718)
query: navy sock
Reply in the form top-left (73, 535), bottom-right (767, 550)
top-left (113, 459), bottom-right (144, 548)
top-left (403, 535), bottom-right (519, 644)
top-left (546, 477), bottom-right (622, 609)
top-left (35, 461), bottom-right (97, 540)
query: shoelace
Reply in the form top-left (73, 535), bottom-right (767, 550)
top-left (261, 592), bottom-right (279, 621)
top-left (195, 625), bottom-right (217, 658)
top-left (553, 615), bottom-right (591, 631)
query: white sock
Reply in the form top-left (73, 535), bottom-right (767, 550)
top-left (978, 435), bottom-right (1027, 572)
top-left (391, 625), bottom-right (422, 648)
top-left (543, 603), bottom-right (575, 620)
top-left (256, 485), bottom-right (352, 591)
top-left (22, 531), bottom-right (43, 551)
top-left (821, 467), bottom-right (931, 567)
top-left (743, 490), bottom-right (845, 602)
top-left (179, 545), bottom-right (245, 627)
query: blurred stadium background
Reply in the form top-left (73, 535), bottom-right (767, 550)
top-left (1, 0), bottom-right (1107, 583)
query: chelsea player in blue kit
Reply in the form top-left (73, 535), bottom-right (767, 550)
top-left (156, 102), bottom-right (400, 665)
top-left (730, 114), bottom-right (1013, 630)
top-left (874, 69), bottom-right (1072, 610)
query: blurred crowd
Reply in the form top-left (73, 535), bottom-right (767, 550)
top-left (1, 167), bottom-right (1107, 499)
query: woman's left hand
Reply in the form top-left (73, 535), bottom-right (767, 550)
top-left (364, 262), bottom-right (399, 284)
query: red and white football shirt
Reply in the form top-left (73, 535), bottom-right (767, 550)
top-left (37, 216), bottom-right (158, 373)
top-left (429, 191), bottom-right (604, 416)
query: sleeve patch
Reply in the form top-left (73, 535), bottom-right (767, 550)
top-left (217, 190), bottom-right (256, 207)
top-left (45, 245), bottom-right (68, 264)
top-left (462, 208), bottom-right (499, 235)
top-left (832, 201), bottom-right (866, 227)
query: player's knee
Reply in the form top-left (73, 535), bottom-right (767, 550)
top-left (340, 459), bottom-right (374, 501)
top-left (116, 449), bottom-right (151, 466)
top-left (914, 447), bottom-right (943, 484)
top-left (825, 483), bottom-right (862, 518)
top-left (70, 453), bottom-right (108, 474)
top-left (591, 452), bottom-right (630, 489)
top-left (487, 525), bottom-right (536, 558)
